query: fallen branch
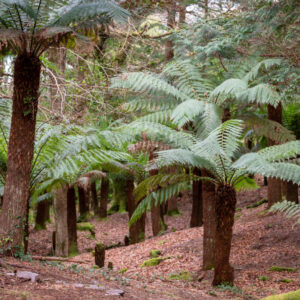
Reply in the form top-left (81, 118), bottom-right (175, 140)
top-left (32, 256), bottom-right (90, 264)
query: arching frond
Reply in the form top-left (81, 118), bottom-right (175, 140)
top-left (171, 100), bottom-right (204, 128)
top-left (238, 83), bottom-right (281, 107)
top-left (244, 59), bottom-right (283, 83)
top-left (209, 79), bottom-right (247, 103)
top-left (270, 201), bottom-right (300, 225)
top-left (152, 149), bottom-right (216, 171)
top-left (130, 182), bottom-right (188, 225)
top-left (242, 114), bottom-right (295, 144)
top-left (258, 140), bottom-right (300, 162)
top-left (111, 72), bottom-right (187, 101)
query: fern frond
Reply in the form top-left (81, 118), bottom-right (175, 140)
top-left (134, 173), bottom-right (190, 202)
top-left (258, 141), bottom-right (300, 162)
top-left (130, 182), bottom-right (187, 225)
top-left (171, 100), bottom-right (204, 128)
top-left (244, 59), bottom-right (283, 83)
top-left (270, 200), bottom-right (300, 225)
top-left (209, 79), bottom-right (247, 103)
top-left (152, 149), bottom-right (216, 171)
top-left (238, 83), bottom-right (281, 107)
top-left (111, 72), bottom-right (187, 101)
top-left (242, 114), bottom-right (295, 143)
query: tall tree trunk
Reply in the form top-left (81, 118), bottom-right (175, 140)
top-left (164, 5), bottom-right (176, 63)
top-left (0, 54), bottom-right (41, 254)
top-left (67, 186), bottom-right (78, 256)
top-left (213, 184), bottom-right (236, 286)
top-left (267, 103), bottom-right (282, 207)
top-left (190, 168), bottom-right (203, 227)
top-left (35, 199), bottom-right (51, 230)
top-left (91, 181), bottom-right (99, 216)
top-left (53, 186), bottom-right (69, 257)
top-left (179, 5), bottom-right (186, 25)
top-left (202, 169), bottom-right (216, 270)
top-left (78, 186), bottom-right (89, 221)
top-left (99, 178), bottom-right (109, 218)
top-left (126, 178), bottom-right (145, 244)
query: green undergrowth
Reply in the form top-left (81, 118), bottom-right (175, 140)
top-left (247, 198), bottom-right (268, 209)
top-left (268, 266), bottom-right (296, 273)
top-left (261, 289), bottom-right (300, 300)
top-left (168, 271), bottom-right (192, 281)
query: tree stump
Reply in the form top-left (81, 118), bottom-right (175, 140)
top-left (95, 242), bottom-right (105, 268)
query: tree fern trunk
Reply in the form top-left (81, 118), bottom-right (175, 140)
top-left (67, 186), bottom-right (78, 256)
top-left (286, 181), bottom-right (299, 204)
top-left (267, 103), bottom-right (282, 207)
top-left (202, 169), bottom-right (216, 270)
top-left (0, 54), bottom-right (41, 255)
top-left (126, 178), bottom-right (145, 244)
top-left (150, 168), bottom-right (166, 236)
top-left (213, 184), bottom-right (236, 286)
top-left (53, 186), bottom-right (69, 257)
top-left (78, 186), bottom-right (89, 221)
top-left (35, 199), bottom-right (51, 230)
top-left (190, 168), bottom-right (203, 227)
top-left (99, 178), bottom-right (109, 218)
top-left (91, 181), bottom-right (99, 216)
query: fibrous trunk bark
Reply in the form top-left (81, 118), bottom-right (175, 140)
top-left (91, 181), bottom-right (99, 216)
top-left (67, 186), bottom-right (78, 255)
top-left (286, 181), bottom-right (299, 203)
top-left (78, 186), bottom-right (89, 221)
top-left (53, 186), bottom-right (69, 257)
top-left (190, 168), bottom-right (203, 227)
top-left (126, 179), bottom-right (145, 244)
top-left (213, 184), bottom-right (236, 286)
top-left (0, 54), bottom-right (41, 254)
top-left (99, 178), bottom-right (109, 218)
top-left (267, 103), bottom-right (282, 207)
top-left (202, 169), bottom-right (216, 270)
top-left (35, 199), bottom-right (51, 230)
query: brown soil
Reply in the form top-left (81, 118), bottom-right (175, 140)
top-left (1, 181), bottom-right (299, 299)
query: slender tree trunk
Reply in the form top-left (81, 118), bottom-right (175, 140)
top-left (126, 178), bottom-right (146, 244)
top-left (179, 5), bottom-right (186, 25)
top-left (164, 5), bottom-right (176, 63)
top-left (0, 54), bottom-right (41, 254)
top-left (267, 103), bottom-right (282, 207)
top-left (286, 181), bottom-right (299, 203)
top-left (78, 186), bottom-right (89, 221)
top-left (48, 47), bottom-right (66, 117)
top-left (213, 184), bottom-right (236, 286)
top-left (67, 186), bottom-right (78, 256)
top-left (190, 168), bottom-right (203, 227)
top-left (53, 186), bottom-right (69, 257)
top-left (99, 178), bottom-right (109, 218)
top-left (91, 181), bottom-right (99, 216)
top-left (202, 169), bottom-right (216, 270)
top-left (35, 199), bottom-right (51, 230)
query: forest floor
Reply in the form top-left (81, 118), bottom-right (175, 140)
top-left (1, 180), bottom-right (300, 300)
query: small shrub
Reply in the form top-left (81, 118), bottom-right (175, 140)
top-left (150, 250), bottom-right (161, 258)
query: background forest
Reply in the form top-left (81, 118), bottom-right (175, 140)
top-left (0, 0), bottom-right (299, 299)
